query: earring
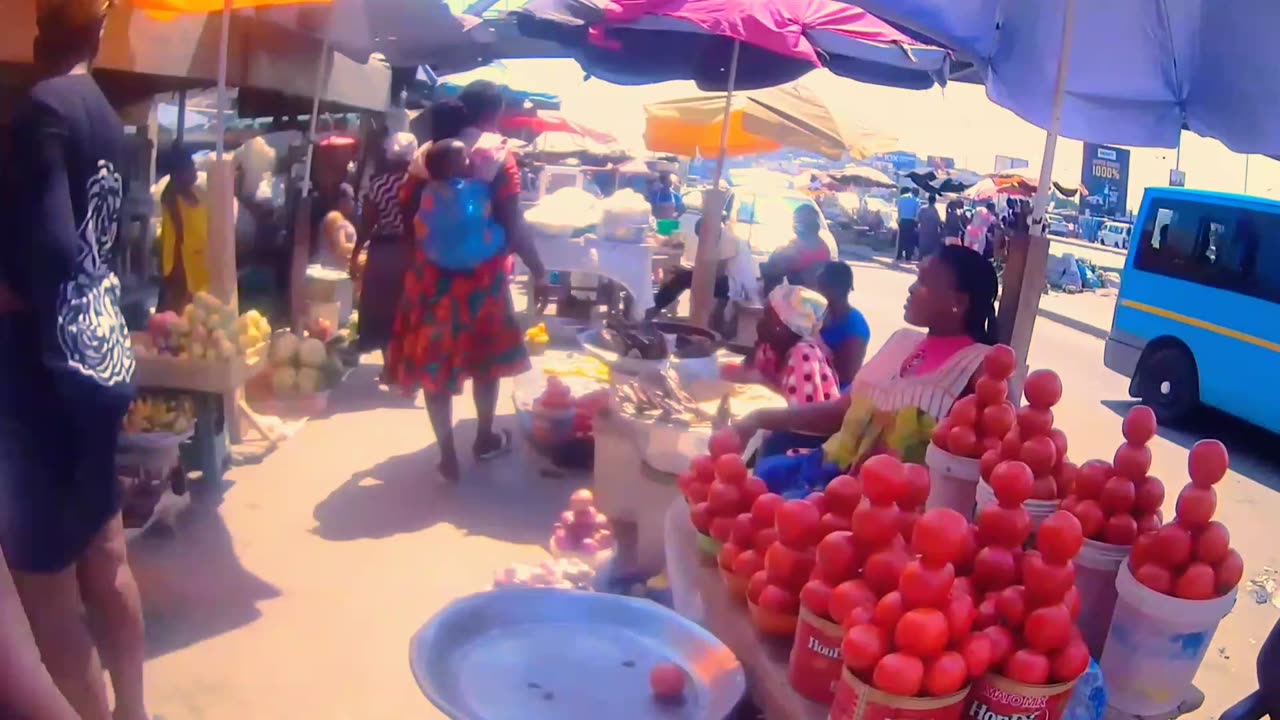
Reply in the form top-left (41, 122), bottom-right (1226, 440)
top-left (951, 306), bottom-right (961, 314)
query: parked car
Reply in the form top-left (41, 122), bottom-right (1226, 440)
top-left (1098, 221), bottom-right (1133, 248)
top-left (1046, 213), bottom-right (1071, 236)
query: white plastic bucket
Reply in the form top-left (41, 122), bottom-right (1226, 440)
top-left (1075, 538), bottom-right (1131, 659)
top-left (975, 480), bottom-right (1061, 530)
top-left (925, 443), bottom-right (981, 518)
top-left (1099, 561), bottom-right (1237, 716)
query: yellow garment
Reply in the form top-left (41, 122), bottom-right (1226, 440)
top-left (159, 186), bottom-right (210, 295)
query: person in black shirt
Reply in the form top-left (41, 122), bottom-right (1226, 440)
top-left (0, 2), bottom-right (149, 718)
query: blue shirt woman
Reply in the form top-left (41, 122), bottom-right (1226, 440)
top-left (816, 262), bottom-right (870, 389)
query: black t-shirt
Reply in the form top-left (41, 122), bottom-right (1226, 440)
top-left (2, 73), bottom-right (135, 414)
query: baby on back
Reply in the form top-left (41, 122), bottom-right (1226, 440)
top-left (415, 138), bottom-right (506, 270)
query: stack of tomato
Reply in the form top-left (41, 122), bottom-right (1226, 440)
top-left (571, 388), bottom-right (611, 438)
top-left (991, 369), bottom-right (1073, 501)
top-left (974, 460), bottom-right (1034, 586)
top-left (688, 452), bottom-right (767, 545)
top-left (719, 491), bottom-right (782, 598)
top-left (742, 495), bottom-right (832, 635)
top-left (835, 507), bottom-right (983, 699)
top-left (1054, 405), bottom-right (1163, 545)
top-left (1129, 439), bottom-right (1244, 599)
top-left (931, 345), bottom-right (1019, 459)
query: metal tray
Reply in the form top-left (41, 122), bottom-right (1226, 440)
top-left (410, 588), bottom-right (745, 720)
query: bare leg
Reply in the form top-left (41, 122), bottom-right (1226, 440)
top-left (471, 377), bottom-right (503, 457)
top-left (12, 567), bottom-right (112, 720)
top-left (76, 513), bottom-right (147, 720)
top-left (425, 392), bottom-right (458, 481)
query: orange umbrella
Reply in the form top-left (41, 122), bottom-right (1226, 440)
top-left (133, 0), bottom-right (328, 13)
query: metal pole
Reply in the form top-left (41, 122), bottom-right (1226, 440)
top-left (1244, 155), bottom-right (1250, 194)
top-left (1007, 0), bottom-right (1078, 401)
top-left (214, 0), bottom-right (231, 158)
top-left (300, 41), bottom-right (331, 197)
top-left (1174, 136), bottom-right (1181, 170)
top-left (690, 40), bottom-right (740, 327)
top-left (176, 88), bottom-right (187, 147)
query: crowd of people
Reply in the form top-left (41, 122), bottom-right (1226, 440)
top-left (895, 186), bottom-right (1015, 263)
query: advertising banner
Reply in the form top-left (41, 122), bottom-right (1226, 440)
top-left (994, 155), bottom-right (1029, 173)
top-left (1082, 142), bottom-right (1131, 217)
top-left (928, 155), bottom-right (956, 170)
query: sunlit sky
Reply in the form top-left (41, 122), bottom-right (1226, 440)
top-left (466, 58), bottom-right (1280, 212)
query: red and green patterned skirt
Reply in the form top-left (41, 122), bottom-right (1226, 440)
top-left (384, 251), bottom-right (529, 396)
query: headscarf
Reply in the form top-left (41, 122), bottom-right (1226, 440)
top-left (36, 0), bottom-right (113, 32)
top-left (383, 132), bottom-right (418, 163)
top-left (767, 282), bottom-right (827, 340)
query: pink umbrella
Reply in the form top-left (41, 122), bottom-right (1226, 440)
top-left (499, 111), bottom-right (617, 143)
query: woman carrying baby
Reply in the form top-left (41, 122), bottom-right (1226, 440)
top-left (385, 81), bottom-right (547, 481)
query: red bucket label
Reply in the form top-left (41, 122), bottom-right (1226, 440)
top-left (789, 608), bottom-right (844, 703)
top-left (965, 674), bottom-right (1076, 720)
top-left (830, 667), bottom-right (967, 720)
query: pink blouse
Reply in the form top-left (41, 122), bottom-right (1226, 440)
top-left (755, 340), bottom-right (841, 406)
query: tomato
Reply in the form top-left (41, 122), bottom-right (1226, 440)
top-left (1048, 428), bottom-right (1069, 464)
top-left (1188, 439), bottom-right (1229, 487)
top-left (842, 605), bottom-right (875, 632)
top-left (1054, 461), bottom-right (1078, 498)
top-left (1063, 586), bottom-right (1082, 620)
top-left (690, 455), bottom-right (717, 482)
top-left (816, 531), bottom-right (859, 582)
top-left (1031, 475), bottom-right (1058, 500)
top-left (1173, 562), bottom-right (1217, 600)
top-left (1152, 522), bottom-right (1193, 569)
top-left (976, 376), bottom-right (1010, 407)
top-left (954, 525), bottom-right (979, 575)
top-left (1050, 638), bottom-right (1091, 683)
top-left (864, 549), bottom-right (911, 596)
top-left (690, 502), bottom-right (713, 534)
top-left (851, 503), bottom-right (901, 549)
top-left (976, 505), bottom-right (1031, 548)
top-left (1123, 405), bottom-right (1158, 445)
top-left (1133, 476), bottom-right (1165, 515)
top-left (961, 632), bottom-right (994, 678)
top-left (924, 651), bottom-right (968, 697)
top-left (1216, 549), bottom-right (1244, 595)
top-left (1023, 369), bottom-right (1063, 409)
top-left (1198, 524), bottom-right (1233, 566)
top-left (972, 546), bottom-right (1018, 592)
top-left (830, 579), bottom-right (879, 624)
top-left (686, 480), bottom-right (710, 504)
top-left (1134, 563), bottom-right (1173, 594)
top-left (820, 512), bottom-right (852, 537)
top-left (1102, 513), bottom-right (1139, 546)
top-left (1037, 510), bottom-right (1084, 564)
top-left (931, 421), bottom-right (952, 451)
top-left (861, 454), bottom-right (908, 505)
top-left (873, 652), bottom-right (925, 697)
top-left (750, 493), bottom-right (785, 529)
top-left (1022, 551), bottom-right (1075, 607)
top-left (950, 396), bottom-right (981, 427)
top-left (1113, 445), bottom-right (1151, 483)
top-left (730, 513), bottom-right (756, 547)
top-left (709, 516), bottom-right (736, 543)
top-left (1020, 436), bottom-right (1058, 476)
top-left (995, 586), bottom-right (1028, 629)
top-left (980, 449), bottom-right (1003, 482)
top-left (1075, 460), bottom-right (1110, 500)
top-left (989, 460), bottom-right (1034, 507)
top-left (1098, 477), bottom-right (1136, 515)
top-left (1000, 426), bottom-right (1024, 460)
top-left (952, 576), bottom-right (976, 598)
top-left (1059, 494), bottom-right (1079, 517)
top-left (775, 499), bottom-right (822, 548)
top-left (1004, 648), bottom-right (1051, 685)
top-left (1024, 604), bottom-right (1072, 653)
top-left (758, 583), bottom-right (800, 615)
top-left (753, 526), bottom-right (779, 553)
top-left (800, 579), bottom-right (835, 618)
top-left (714, 453), bottom-right (748, 485)
top-left (731, 548), bottom-right (765, 579)
top-left (974, 596), bottom-right (998, 629)
top-left (982, 625), bottom-right (1016, 667)
top-left (899, 559), bottom-right (956, 610)
top-left (945, 591), bottom-right (976, 644)
top-left (902, 464), bottom-right (932, 511)
top-left (742, 476), bottom-right (768, 506)
top-left (912, 507), bottom-right (971, 566)
top-left (1135, 512), bottom-right (1162, 535)
top-left (649, 662), bottom-right (686, 699)
top-left (1071, 499), bottom-right (1106, 539)
top-left (896, 608), bottom-right (950, 659)
top-left (717, 542), bottom-right (742, 572)
top-left (873, 591), bottom-right (906, 631)
top-left (983, 344), bottom-right (1018, 380)
top-left (824, 474), bottom-right (863, 515)
top-left (707, 480), bottom-right (745, 517)
top-left (764, 542), bottom-right (815, 588)
top-left (747, 570), bottom-right (770, 603)
top-left (708, 428), bottom-right (743, 460)
top-left (842, 623), bottom-right (888, 674)
top-left (948, 425), bottom-right (980, 458)
top-left (806, 492), bottom-right (829, 516)
top-left (1176, 485), bottom-right (1217, 529)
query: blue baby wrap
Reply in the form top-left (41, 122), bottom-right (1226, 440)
top-left (417, 179), bottom-right (506, 270)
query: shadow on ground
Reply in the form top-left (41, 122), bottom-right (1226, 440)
top-left (316, 363), bottom-right (422, 419)
top-left (1100, 399), bottom-right (1280, 493)
top-left (310, 417), bottom-right (584, 545)
top-left (130, 492), bottom-right (280, 660)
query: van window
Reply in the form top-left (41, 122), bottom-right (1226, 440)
top-left (1135, 198), bottom-right (1280, 301)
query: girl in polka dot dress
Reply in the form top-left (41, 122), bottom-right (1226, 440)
top-left (731, 283), bottom-right (841, 407)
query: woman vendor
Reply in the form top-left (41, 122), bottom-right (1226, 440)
top-left (158, 145), bottom-right (209, 311)
top-left (760, 204), bottom-right (832, 294)
top-left (736, 245), bottom-right (999, 495)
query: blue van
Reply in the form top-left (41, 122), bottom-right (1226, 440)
top-left (1104, 188), bottom-right (1280, 430)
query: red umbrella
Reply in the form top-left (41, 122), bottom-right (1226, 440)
top-left (499, 111), bottom-right (617, 143)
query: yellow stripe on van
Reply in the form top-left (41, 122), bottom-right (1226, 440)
top-left (1119, 299), bottom-right (1280, 353)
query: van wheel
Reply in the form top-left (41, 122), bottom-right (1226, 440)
top-left (1136, 345), bottom-right (1199, 424)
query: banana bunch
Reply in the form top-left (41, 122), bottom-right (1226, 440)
top-left (122, 394), bottom-right (195, 435)
top-left (524, 322), bottom-right (551, 346)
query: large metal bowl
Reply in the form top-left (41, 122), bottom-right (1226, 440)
top-left (410, 588), bottom-right (745, 720)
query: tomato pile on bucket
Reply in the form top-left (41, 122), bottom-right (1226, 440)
top-left (672, 343), bottom-right (1245, 719)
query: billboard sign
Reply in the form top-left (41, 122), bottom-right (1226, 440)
top-left (994, 155), bottom-right (1029, 173)
top-left (1081, 142), bottom-right (1131, 217)
top-left (1169, 169), bottom-right (1186, 187)
top-left (928, 155), bottom-right (956, 170)
top-left (873, 151), bottom-right (921, 174)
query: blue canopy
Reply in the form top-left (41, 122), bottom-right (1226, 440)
top-left (431, 62), bottom-right (562, 110)
top-left (847, 0), bottom-right (1280, 154)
